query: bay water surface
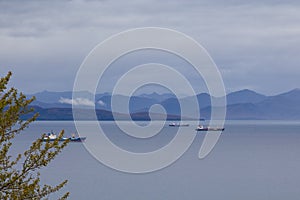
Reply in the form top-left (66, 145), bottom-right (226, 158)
top-left (11, 120), bottom-right (300, 200)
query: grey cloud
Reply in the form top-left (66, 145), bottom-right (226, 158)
top-left (0, 0), bottom-right (299, 95)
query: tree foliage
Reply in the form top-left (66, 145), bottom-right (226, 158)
top-left (0, 72), bottom-right (69, 199)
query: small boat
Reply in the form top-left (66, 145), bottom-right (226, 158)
top-left (169, 122), bottom-right (189, 127)
top-left (68, 137), bottom-right (86, 142)
top-left (43, 136), bottom-right (86, 142)
top-left (43, 132), bottom-right (86, 142)
top-left (195, 125), bottom-right (224, 131)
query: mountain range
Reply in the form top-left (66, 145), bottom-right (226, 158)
top-left (25, 89), bottom-right (300, 120)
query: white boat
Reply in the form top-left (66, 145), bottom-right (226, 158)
top-left (195, 125), bottom-right (225, 131)
top-left (43, 132), bottom-right (86, 142)
top-left (169, 122), bottom-right (189, 127)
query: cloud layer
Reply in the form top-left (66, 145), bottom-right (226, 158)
top-left (59, 97), bottom-right (94, 107)
top-left (1, 0), bottom-right (300, 95)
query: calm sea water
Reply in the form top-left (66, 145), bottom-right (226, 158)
top-left (11, 120), bottom-right (300, 200)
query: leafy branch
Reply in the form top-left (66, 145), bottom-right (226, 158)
top-left (0, 72), bottom-right (70, 199)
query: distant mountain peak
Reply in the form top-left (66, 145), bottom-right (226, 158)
top-left (290, 88), bottom-right (300, 92)
top-left (277, 88), bottom-right (300, 100)
top-left (239, 89), bottom-right (252, 92)
top-left (140, 92), bottom-right (164, 96)
top-left (227, 89), bottom-right (266, 105)
top-left (231, 89), bottom-right (264, 95)
top-left (138, 92), bottom-right (175, 102)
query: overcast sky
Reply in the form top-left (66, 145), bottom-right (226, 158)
top-left (0, 0), bottom-right (299, 95)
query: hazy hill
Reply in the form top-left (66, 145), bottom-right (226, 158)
top-left (26, 89), bottom-right (300, 120)
top-left (226, 89), bottom-right (267, 105)
top-left (225, 89), bottom-right (300, 119)
top-left (138, 92), bottom-right (175, 102)
top-left (96, 95), bottom-right (159, 113)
